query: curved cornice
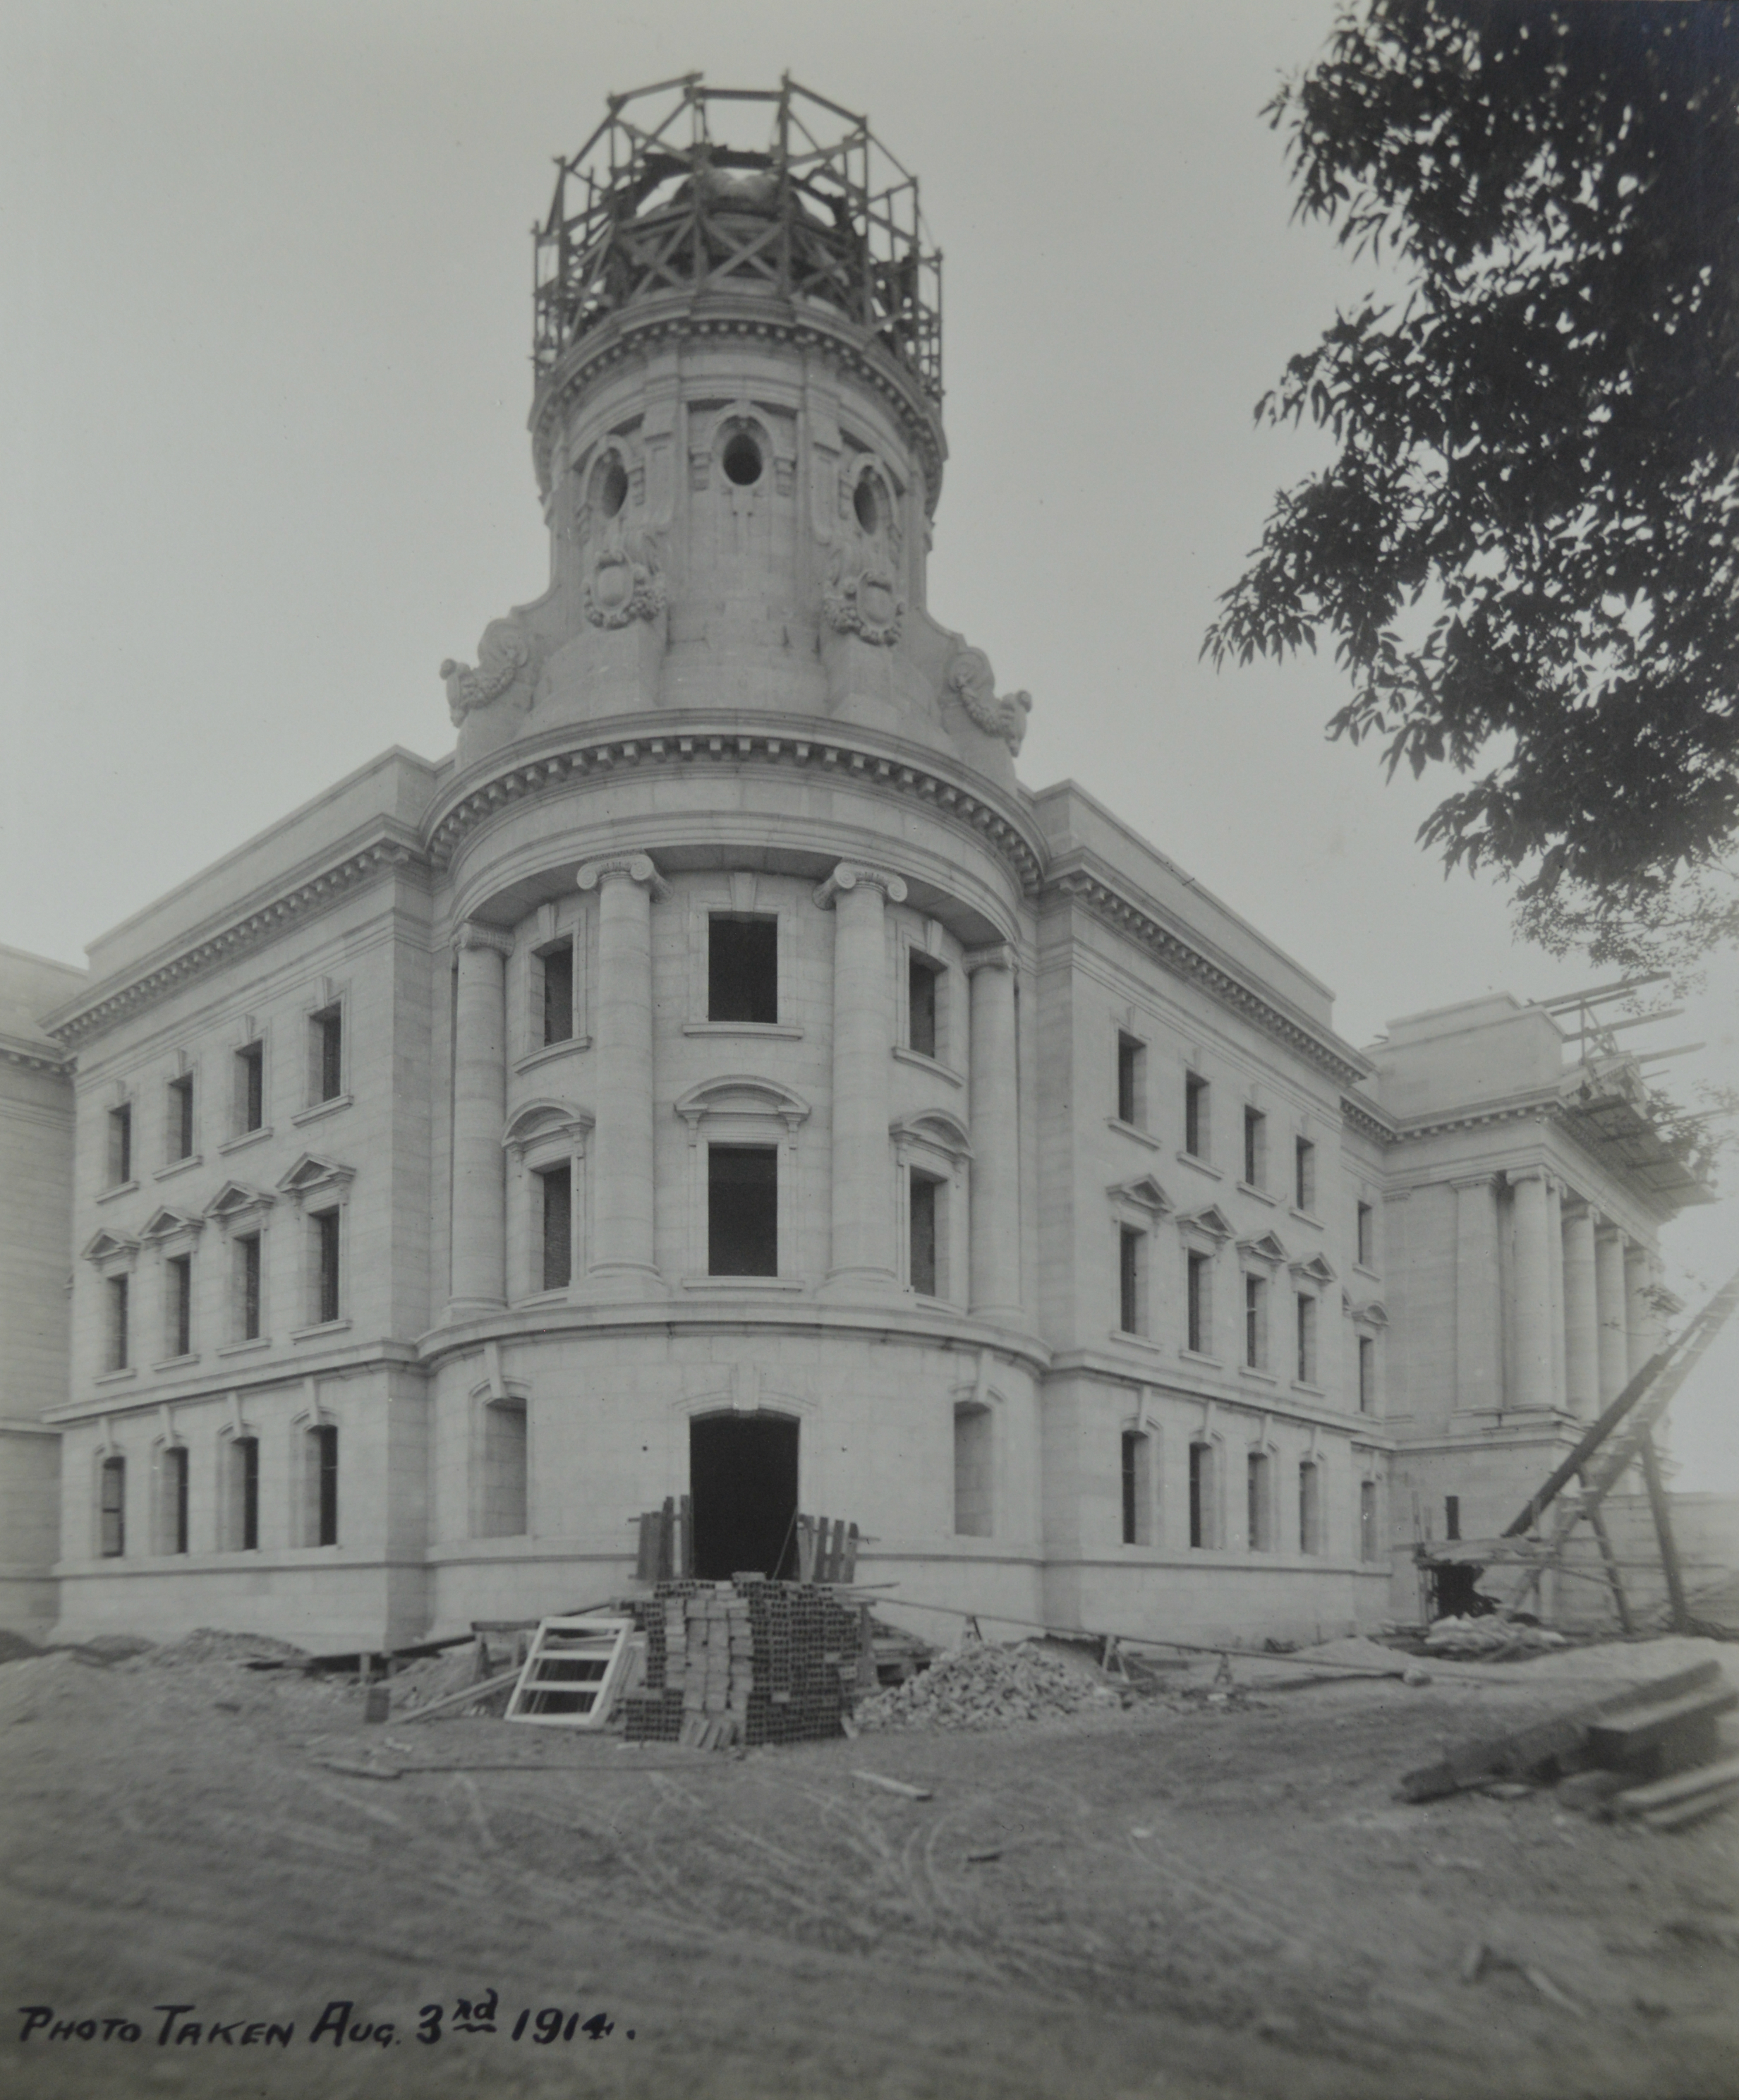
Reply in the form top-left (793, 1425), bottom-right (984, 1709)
top-left (1050, 866), bottom-right (1372, 1090)
top-left (529, 294), bottom-right (947, 512)
top-left (46, 823), bottom-right (428, 1051)
top-left (424, 716), bottom-right (1046, 898)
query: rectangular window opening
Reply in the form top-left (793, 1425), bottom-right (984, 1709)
top-left (1296, 1292), bottom-right (1317, 1384)
top-left (708, 915), bottom-right (778, 1025)
top-left (1359, 1478), bottom-right (1379, 1562)
top-left (310, 1423), bottom-right (339, 1547)
top-left (1121, 1430), bottom-right (1153, 1547)
top-left (909, 1171), bottom-right (940, 1297)
top-left (1184, 1072), bottom-right (1209, 1160)
top-left (1247, 1451), bottom-right (1271, 1552)
top-left (538, 1164), bottom-right (573, 1291)
top-left (1300, 1462), bottom-right (1323, 1555)
top-left (708, 1145), bottom-right (777, 1277)
top-left (1356, 1200), bottom-right (1375, 1268)
top-left (107, 1274), bottom-right (130, 1370)
top-left (1295, 1136), bottom-right (1316, 1212)
top-left (1119, 1225), bottom-right (1146, 1335)
top-left (1186, 1249), bottom-right (1210, 1355)
top-left (1445, 1493), bottom-right (1461, 1543)
top-left (1189, 1442), bottom-right (1212, 1550)
top-left (167, 1253), bottom-right (192, 1358)
top-left (164, 1445), bottom-right (189, 1555)
top-left (236, 1231), bottom-right (262, 1341)
top-left (540, 941), bottom-right (575, 1046)
top-left (312, 1210), bottom-right (341, 1325)
top-left (99, 1456), bottom-right (126, 1558)
top-left (1117, 1033), bottom-right (1146, 1127)
top-left (1358, 1335), bottom-right (1376, 1416)
top-left (908, 953), bottom-right (941, 1060)
top-left (1244, 1272), bottom-right (1266, 1370)
top-left (480, 1399), bottom-right (528, 1538)
top-left (1243, 1106), bottom-right (1266, 1189)
top-left (233, 1436), bottom-right (260, 1552)
top-left (310, 1005), bottom-right (343, 1104)
top-left (236, 1042), bottom-right (265, 1134)
top-left (168, 1074), bottom-right (195, 1161)
top-left (107, 1104), bottom-right (133, 1187)
top-left (953, 1403), bottom-right (993, 1537)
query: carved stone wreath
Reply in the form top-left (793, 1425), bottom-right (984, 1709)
top-left (945, 645), bottom-right (1032, 755)
top-left (583, 527), bottom-right (668, 629)
top-left (440, 619), bottom-right (533, 725)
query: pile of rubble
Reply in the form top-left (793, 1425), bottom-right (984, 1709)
top-left (853, 1640), bottom-right (1123, 1732)
top-left (150, 1629), bottom-right (305, 1669)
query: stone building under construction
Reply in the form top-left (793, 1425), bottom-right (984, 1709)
top-left (0, 79), bottom-right (1715, 1653)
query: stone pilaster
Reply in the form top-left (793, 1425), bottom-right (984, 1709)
top-left (1561, 1200), bottom-right (1601, 1418)
top-left (576, 853), bottom-right (669, 1294)
top-left (1509, 1169), bottom-right (1555, 1413)
top-left (815, 862), bottom-right (906, 1293)
top-left (964, 943), bottom-right (1021, 1320)
top-left (1594, 1224), bottom-right (1630, 1403)
top-left (1545, 1175), bottom-right (1568, 1412)
top-left (448, 922), bottom-right (514, 1317)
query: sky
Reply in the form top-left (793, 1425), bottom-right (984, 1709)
top-left (3, 0), bottom-right (1735, 1494)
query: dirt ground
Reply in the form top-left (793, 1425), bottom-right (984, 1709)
top-left (1, 1631), bottom-right (1737, 2100)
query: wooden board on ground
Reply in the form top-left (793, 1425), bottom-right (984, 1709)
top-left (1399, 1660), bottom-right (1721, 1801)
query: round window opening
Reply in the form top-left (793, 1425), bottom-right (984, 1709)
top-left (854, 476), bottom-right (881, 534)
top-left (722, 432), bottom-right (763, 487)
top-left (598, 458), bottom-right (629, 518)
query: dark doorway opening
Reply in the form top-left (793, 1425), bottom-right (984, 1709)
top-left (690, 1413), bottom-right (799, 1580)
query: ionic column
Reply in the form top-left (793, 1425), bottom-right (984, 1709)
top-left (1545, 1175), bottom-right (1568, 1411)
top-left (1594, 1224), bottom-right (1630, 1402)
top-left (1453, 1173), bottom-right (1501, 1413)
top-left (964, 944), bottom-right (1021, 1320)
top-left (1561, 1200), bottom-right (1601, 1418)
top-left (1625, 1243), bottom-right (1665, 1377)
top-left (1509, 1169), bottom-right (1555, 1412)
top-left (816, 862), bottom-right (906, 1292)
top-left (449, 922), bottom-right (514, 1316)
top-left (576, 853), bottom-right (668, 1293)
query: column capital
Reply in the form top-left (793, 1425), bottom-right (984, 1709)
top-left (454, 921), bottom-right (515, 958)
top-left (963, 942), bottom-right (1016, 975)
top-left (813, 862), bottom-right (907, 910)
top-left (1507, 1165), bottom-right (1553, 1190)
top-left (1449, 1172), bottom-right (1498, 1193)
top-left (1595, 1219), bottom-right (1629, 1245)
top-left (576, 852), bottom-right (670, 900)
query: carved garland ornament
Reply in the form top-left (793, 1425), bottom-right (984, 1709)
top-left (945, 646), bottom-right (1031, 756)
top-left (583, 524), bottom-right (668, 629)
top-left (822, 544), bottom-right (903, 646)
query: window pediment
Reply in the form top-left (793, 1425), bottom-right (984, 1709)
top-left (140, 1206), bottom-right (203, 1245)
top-left (203, 1181), bottom-right (275, 1227)
top-left (891, 1108), bottom-right (973, 1161)
top-left (674, 1075), bottom-right (811, 1135)
top-left (1289, 1253), bottom-right (1336, 1286)
top-left (1347, 1296), bottom-right (1389, 1329)
top-left (502, 1099), bottom-right (594, 1156)
top-left (81, 1228), bottom-right (139, 1266)
top-left (1108, 1173), bottom-right (1172, 1217)
top-left (277, 1153), bottom-right (356, 1204)
top-left (1177, 1204), bottom-right (1235, 1244)
top-left (1236, 1229), bottom-right (1290, 1268)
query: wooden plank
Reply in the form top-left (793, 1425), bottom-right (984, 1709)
top-left (399, 1666), bottom-right (524, 1722)
top-left (1640, 1435), bottom-right (1692, 1634)
top-left (852, 1770), bottom-right (933, 1801)
top-left (1608, 1754), bottom-right (1739, 1817)
top-left (1643, 1782), bottom-right (1739, 1833)
top-left (1398, 1660), bottom-right (1721, 1801)
top-left (1585, 1684), bottom-right (1737, 1761)
top-left (1583, 1492), bottom-right (1635, 1635)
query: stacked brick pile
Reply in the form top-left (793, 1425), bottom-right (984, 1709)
top-left (622, 1576), bottom-right (866, 1748)
top-left (853, 1640), bottom-right (1123, 1732)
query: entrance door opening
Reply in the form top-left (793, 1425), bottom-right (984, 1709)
top-left (690, 1412), bottom-right (799, 1580)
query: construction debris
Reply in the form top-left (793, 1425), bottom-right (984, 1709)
top-left (624, 1577), bottom-right (868, 1748)
top-left (1606, 1755), bottom-right (1739, 1831)
top-left (1423, 1617), bottom-right (1568, 1660)
top-left (504, 1616), bottom-right (636, 1729)
top-left (853, 1640), bottom-right (1123, 1732)
top-left (852, 1770), bottom-right (933, 1800)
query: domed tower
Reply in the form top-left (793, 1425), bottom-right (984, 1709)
top-left (424, 78), bottom-right (1043, 1615)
